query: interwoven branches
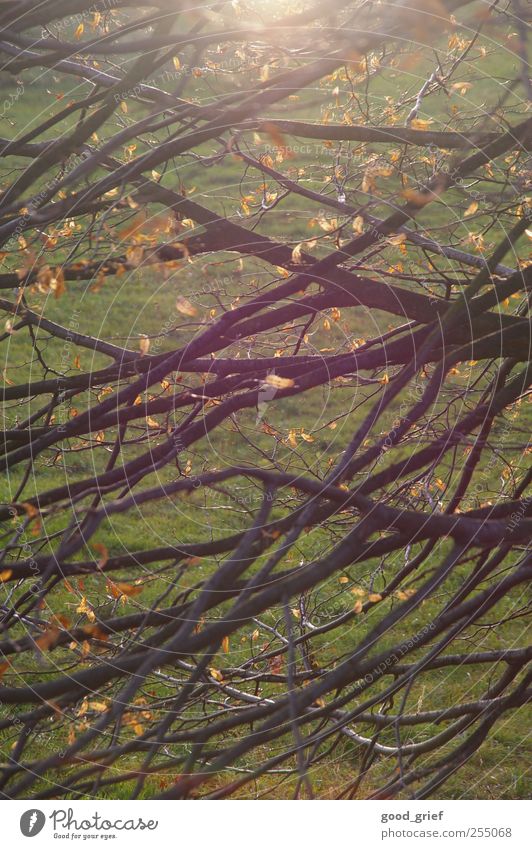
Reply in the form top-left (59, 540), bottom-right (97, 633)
top-left (0, 0), bottom-right (530, 799)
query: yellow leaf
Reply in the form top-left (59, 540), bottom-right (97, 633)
top-left (126, 246), bottom-right (144, 267)
top-left (222, 636), bottom-right (229, 653)
top-left (451, 81), bottom-right (473, 93)
top-left (291, 243), bottom-right (304, 264)
top-left (76, 598), bottom-right (95, 622)
top-left (410, 118), bottom-right (434, 131)
top-left (0, 569), bottom-right (13, 582)
top-left (353, 600), bottom-right (363, 614)
top-left (139, 335), bottom-right (150, 356)
top-left (209, 667), bottom-right (223, 681)
top-left (173, 57), bottom-right (181, 70)
top-left (74, 23), bottom-right (84, 39)
top-left (464, 201), bottom-right (478, 217)
top-left (88, 701), bottom-right (108, 713)
top-left (368, 593), bottom-right (382, 602)
top-left (120, 101), bottom-right (128, 114)
top-left (264, 374), bottom-right (294, 390)
top-left (386, 233), bottom-right (407, 246)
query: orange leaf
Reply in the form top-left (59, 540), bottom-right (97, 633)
top-left (35, 625), bottom-right (61, 651)
top-left (107, 580), bottom-right (143, 598)
top-left (261, 123), bottom-right (295, 159)
top-left (92, 542), bottom-right (109, 569)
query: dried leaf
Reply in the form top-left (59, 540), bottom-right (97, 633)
top-left (76, 597), bottom-right (95, 622)
top-left (410, 118), bottom-right (434, 131)
top-left (88, 700), bottom-right (108, 713)
top-left (264, 374), bottom-right (294, 390)
top-left (35, 625), bottom-right (61, 651)
top-left (175, 296), bottom-right (198, 317)
top-left (291, 243), bottom-right (304, 264)
top-left (107, 580), bottom-right (143, 599)
top-left (352, 215), bottom-right (365, 234)
top-left (386, 233), bottom-right (407, 245)
top-left (464, 201), bottom-right (479, 217)
top-left (92, 542), bottom-right (108, 569)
